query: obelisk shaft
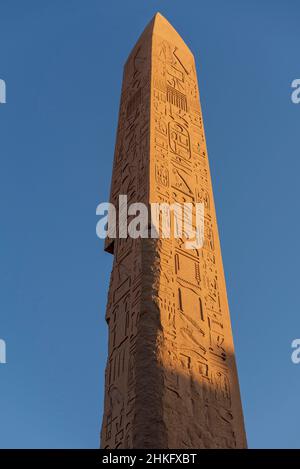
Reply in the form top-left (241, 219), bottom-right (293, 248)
top-left (100, 13), bottom-right (247, 449)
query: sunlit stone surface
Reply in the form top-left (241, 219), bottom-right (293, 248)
top-left (100, 13), bottom-right (247, 449)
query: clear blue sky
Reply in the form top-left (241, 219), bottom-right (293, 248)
top-left (0, 0), bottom-right (299, 449)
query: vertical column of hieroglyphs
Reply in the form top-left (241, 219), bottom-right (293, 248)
top-left (101, 13), bottom-right (247, 449)
top-left (149, 15), bottom-right (247, 448)
top-left (100, 22), bottom-right (152, 448)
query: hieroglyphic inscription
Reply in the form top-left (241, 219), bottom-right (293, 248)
top-left (101, 21), bottom-right (152, 448)
top-left (101, 13), bottom-right (247, 449)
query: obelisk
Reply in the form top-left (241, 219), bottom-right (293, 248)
top-left (100, 13), bottom-right (247, 449)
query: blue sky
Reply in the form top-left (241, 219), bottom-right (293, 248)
top-left (0, 0), bottom-right (299, 448)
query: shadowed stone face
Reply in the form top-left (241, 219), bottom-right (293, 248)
top-left (100, 12), bottom-right (247, 449)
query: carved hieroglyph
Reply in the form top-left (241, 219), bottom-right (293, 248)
top-left (100, 13), bottom-right (247, 449)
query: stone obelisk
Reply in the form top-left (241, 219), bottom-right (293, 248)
top-left (100, 13), bottom-right (247, 449)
